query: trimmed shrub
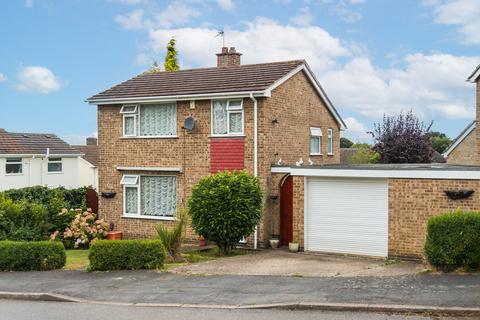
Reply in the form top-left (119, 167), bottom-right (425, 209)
top-left (188, 171), bottom-right (262, 255)
top-left (0, 241), bottom-right (66, 271)
top-left (424, 210), bottom-right (480, 271)
top-left (89, 240), bottom-right (165, 271)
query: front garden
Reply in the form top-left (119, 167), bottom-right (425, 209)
top-left (0, 171), bottom-right (261, 272)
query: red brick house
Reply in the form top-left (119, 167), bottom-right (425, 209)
top-left (87, 47), bottom-right (346, 248)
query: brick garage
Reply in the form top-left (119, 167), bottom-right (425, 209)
top-left (272, 164), bottom-right (480, 259)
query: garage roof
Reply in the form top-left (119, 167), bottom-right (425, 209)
top-left (272, 163), bottom-right (480, 179)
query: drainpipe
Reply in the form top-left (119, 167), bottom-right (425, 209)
top-left (28, 155), bottom-right (35, 187)
top-left (41, 148), bottom-right (50, 186)
top-left (250, 93), bottom-right (258, 250)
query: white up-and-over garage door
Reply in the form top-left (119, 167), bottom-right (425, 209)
top-left (305, 177), bottom-right (389, 257)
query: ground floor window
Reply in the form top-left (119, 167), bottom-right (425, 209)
top-left (121, 175), bottom-right (177, 218)
top-left (5, 158), bottom-right (23, 174)
top-left (47, 157), bottom-right (62, 173)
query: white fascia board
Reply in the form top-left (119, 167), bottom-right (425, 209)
top-left (87, 91), bottom-right (268, 105)
top-left (0, 154), bottom-right (82, 158)
top-left (442, 122), bottom-right (476, 157)
top-left (271, 166), bottom-right (480, 180)
top-left (117, 166), bottom-right (183, 172)
top-left (467, 65), bottom-right (480, 83)
top-left (265, 63), bottom-right (346, 130)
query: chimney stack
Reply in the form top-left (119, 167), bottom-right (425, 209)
top-left (216, 47), bottom-right (242, 67)
top-left (86, 137), bottom-right (98, 146)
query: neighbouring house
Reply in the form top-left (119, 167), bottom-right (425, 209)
top-left (86, 47), bottom-right (346, 247)
top-left (340, 148), bottom-right (358, 164)
top-left (444, 65), bottom-right (480, 165)
top-left (73, 137), bottom-right (99, 189)
top-left (0, 129), bottom-right (98, 191)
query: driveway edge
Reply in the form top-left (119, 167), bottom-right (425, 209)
top-left (1, 291), bottom-right (480, 316)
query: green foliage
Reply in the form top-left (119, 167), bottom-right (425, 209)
top-left (156, 209), bottom-right (188, 262)
top-left (0, 196), bottom-right (49, 241)
top-left (347, 146), bottom-right (381, 164)
top-left (340, 137), bottom-right (354, 148)
top-left (89, 240), bottom-right (165, 271)
top-left (188, 171), bottom-right (262, 255)
top-left (424, 210), bottom-right (480, 271)
top-left (430, 131), bottom-right (452, 154)
top-left (0, 187), bottom-right (88, 241)
top-left (0, 241), bottom-right (66, 271)
top-left (164, 37), bottom-right (179, 72)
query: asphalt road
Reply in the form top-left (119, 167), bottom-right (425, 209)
top-left (0, 300), bottom-right (471, 320)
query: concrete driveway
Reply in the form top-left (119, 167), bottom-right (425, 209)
top-left (170, 250), bottom-right (426, 277)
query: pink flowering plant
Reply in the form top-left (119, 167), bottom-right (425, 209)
top-left (50, 208), bottom-right (109, 249)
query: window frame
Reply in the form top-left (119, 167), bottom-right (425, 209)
top-left (47, 157), bottom-right (63, 173)
top-left (5, 158), bottom-right (23, 175)
top-left (211, 99), bottom-right (245, 136)
top-left (309, 127), bottom-right (323, 156)
top-left (327, 128), bottom-right (334, 155)
top-left (121, 174), bottom-right (177, 220)
top-left (121, 103), bottom-right (177, 138)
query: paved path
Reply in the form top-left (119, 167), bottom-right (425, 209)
top-left (0, 300), bottom-right (471, 320)
top-left (0, 271), bottom-right (479, 308)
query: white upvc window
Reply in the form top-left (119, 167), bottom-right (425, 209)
top-left (5, 158), bottom-right (23, 174)
top-left (211, 99), bottom-right (244, 136)
top-left (327, 128), bottom-right (334, 155)
top-left (310, 127), bottom-right (322, 155)
top-left (121, 103), bottom-right (176, 138)
top-left (47, 157), bottom-right (63, 173)
top-left (121, 174), bottom-right (177, 219)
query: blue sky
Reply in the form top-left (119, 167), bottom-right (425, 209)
top-left (0, 0), bottom-right (479, 144)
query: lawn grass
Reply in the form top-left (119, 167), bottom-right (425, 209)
top-left (65, 250), bottom-right (89, 270)
top-left (64, 247), bottom-right (249, 271)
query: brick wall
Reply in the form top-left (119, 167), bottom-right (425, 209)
top-left (291, 176), bottom-right (305, 245)
top-left (262, 71), bottom-right (341, 244)
top-left (447, 129), bottom-right (478, 165)
top-left (388, 178), bottom-right (480, 258)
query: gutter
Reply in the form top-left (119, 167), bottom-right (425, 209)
top-left (250, 93), bottom-right (258, 250)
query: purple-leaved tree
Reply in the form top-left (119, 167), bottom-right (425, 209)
top-left (372, 111), bottom-right (433, 163)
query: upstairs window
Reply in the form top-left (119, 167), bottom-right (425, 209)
top-left (5, 158), bottom-right (22, 174)
top-left (327, 128), bottom-right (334, 155)
top-left (310, 127), bottom-right (322, 155)
top-left (121, 104), bottom-right (176, 137)
top-left (212, 100), bottom-right (244, 135)
top-left (48, 157), bottom-right (63, 173)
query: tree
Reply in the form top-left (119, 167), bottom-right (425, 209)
top-left (188, 171), bottom-right (262, 255)
top-left (430, 131), bottom-right (452, 154)
top-left (372, 111), bottom-right (433, 163)
top-left (347, 144), bottom-right (380, 164)
top-left (164, 37), bottom-right (179, 72)
top-left (340, 137), bottom-right (354, 148)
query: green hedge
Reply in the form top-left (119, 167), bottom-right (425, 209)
top-left (0, 241), bottom-right (66, 271)
top-left (424, 210), bottom-right (480, 271)
top-left (89, 240), bottom-right (165, 271)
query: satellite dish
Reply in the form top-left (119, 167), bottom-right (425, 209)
top-left (184, 116), bottom-right (195, 131)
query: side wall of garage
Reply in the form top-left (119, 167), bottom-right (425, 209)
top-left (388, 178), bottom-right (480, 258)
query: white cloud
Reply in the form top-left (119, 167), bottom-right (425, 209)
top-left (16, 66), bottom-right (62, 94)
top-left (24, 0), bottom-right (33, 8)
top-left (216, 0), bottom-right (235, 11)
top-left (0, 73), bottom-right (6, 81)
top-left (321, 53), bottom-right (478, 119)
top-left (319, 0), bottom-right (365, 23)
top-left (116, 1), bottom-right (201, 30)
top-left (289, 7), bottom-right (313, 27)
top-left (148, 17), bottom-right (351, 71)
top-left (342, 117), bottom-right (373, 143)
top-left (115, 9), bottom-right (145, 30)
top-left (425, 0), bottom-right (480, 44)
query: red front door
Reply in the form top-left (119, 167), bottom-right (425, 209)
top-left (280, 175), bottom-right (293, 246)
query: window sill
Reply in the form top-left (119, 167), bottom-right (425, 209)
top-left (121, 136), bottom-right (179, 139)
top-left (5, 173), bottom-right (24, 176)
top-left (327, 153), bottom-right (334, 156)
top-left (47, 172), bottom-right (64, 175)
top-left (310, 153), bottom-right (323, 156)
top-left (122, 214), bottom-right (175, 221)
top-left (209, 134), bottom-right (246, 138)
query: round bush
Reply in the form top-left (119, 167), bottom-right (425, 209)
top-left (188, 171), bottom-right (262, 254)
top-left (424, 210), bottom-right (480, 272)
